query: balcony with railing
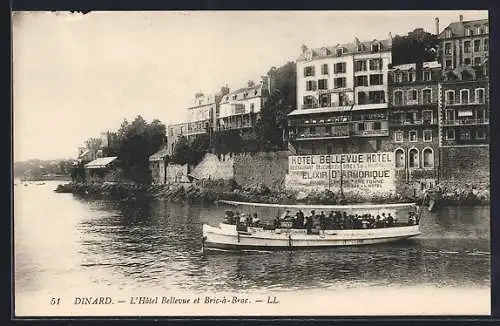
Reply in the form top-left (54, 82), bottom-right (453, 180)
top-left (441, 118), bottom-right (489, 126)
top-left (289, 130), bottom-right (351, 141)
top-left (444, 99), bottom-right (487, 107)
top-left (389, 119), bottom-right (436, 126)
top-left (351, 129), bottom-right (389, 137)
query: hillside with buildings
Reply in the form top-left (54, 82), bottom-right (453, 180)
top-left (59, 14), bottom-right (489, 205)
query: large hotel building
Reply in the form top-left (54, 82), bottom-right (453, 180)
top-left (288, 36), bottom-right (393, 155)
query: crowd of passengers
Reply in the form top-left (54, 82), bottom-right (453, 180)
top-left (223, 208), bottom-right (420, 232)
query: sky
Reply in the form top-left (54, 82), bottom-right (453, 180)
top-left (13, 10), bottom-right (488, 162)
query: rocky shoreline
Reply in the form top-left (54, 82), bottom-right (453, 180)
top-left (54, 179), bottom-right (490, 207)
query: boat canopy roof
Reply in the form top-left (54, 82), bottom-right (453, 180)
top-left (217, 200), bottom-right (416, 210)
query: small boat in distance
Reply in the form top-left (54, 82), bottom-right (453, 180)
top-left (202, 200), bottom-right (422, 251)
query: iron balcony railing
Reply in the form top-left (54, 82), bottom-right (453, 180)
top-left (441, 118), bottom-right (489, 126)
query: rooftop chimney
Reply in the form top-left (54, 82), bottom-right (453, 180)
top-left (459, 14), bottom-right (463, 23)
top-left (435, 17), bottom-right (440, 35)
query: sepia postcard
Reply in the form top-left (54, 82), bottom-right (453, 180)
top-left (13, 10), bottom-right (491, 318)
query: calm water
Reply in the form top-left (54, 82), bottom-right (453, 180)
top-left (14, 181), bottom-right (490, 297)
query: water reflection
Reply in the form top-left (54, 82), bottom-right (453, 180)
top-left (15, 182), bottom-right (490, 295)
top-left (73, 199), bottom-right (490, 292)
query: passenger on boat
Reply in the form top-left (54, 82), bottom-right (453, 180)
top-left (407, 212), bottom-right (416, 225)
top-left (387, 213), bottom-right (394, 227)
top-left (251, 212), bottom-right (260, 227)
top-left (281, 210), bottom-right (291, 220)
top-left (240, 213), bottom-right (247, 225)
top-left (319, 211), bottom-right (326, 231)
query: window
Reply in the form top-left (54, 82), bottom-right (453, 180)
top-left (320, 48), bottom-right (329, 56)
top-left (408, 89), bottom-right (418, 103)
top-left (464, 58), bottom-right (471, 65)
top-left (422, 89), bottom-right (432, 104)
top-left (423, 130), bottom-right (432, 142)
top-left (460, 89), bottom-right (469, 104)
top-left (306, 80), bottom-right (317, 91)
top-left (474, 39), bottom-right (481, 52)
top-left (460, 129), bottom-right (471, 141)
top-left (474, 57), bottom-right (481, 66)
top-left (250, 103), bottom-right (255, 111)
top-left (478, 27), bottom-right (484, 34)
top-left (484, 38), bottom-right (489, 51)
top-left (409, 148), bottom-right (419, 168)
top-left (373, 122), bottom-right (381, 130)
top-left (408, 72), bottom-right (416, 82)
top-left (445, 109), bottom-right (455, 123)
top-left (369, 91), bottom-right (385, 104)
top-left (446, 90), bottom-right (455, 105)
top-left (401, 72), bottom-right (408, 83)
top-left (334, 62), bottom-right (346, 73)
top-left (358, 92), bottom-right (367, 105)
top-left (395, 148), bottom-right (405, 168)
top-left (369, 74), bottom-right (383, 85)
top-left (394, 131), bottom-right (403, 142)
top-left (358, 123), bottom-right (365, 131)
top-left (476, 129), bottom-right (486, 140)
top-left (354, 60), bottom-right (367, 72)
top-left (464, 41), bottom-right (471, 53)
top-left (445, 42), bottom-right (452, 55)
top-left (423, 148), bottom-right (434, 168)
top-left (393, 72), bottom-right (402, 83)
top-left (336, 48), bottom-right (343, 56)
top-left (334, 77), bottom-right (346, 89)
top-left (355, 75), bottom-right (368, 86)
top-left (311, 144), bottom-right (316, 155)
top-left (467, 28), bottom-right (474, 36)
top-left (475, 88), bottom-right (485, 104)
top-left (303, 96), bottom-right (314, 107)
top-left (476, 108), bottom-right (486, 121)
top-left (423, 70), bottom-right (431, 81)
top-left (304, 66), bottom-right (315, 77)
top-left (423, 110), bottom-right (433, 124)
top-left (321, 64), bottom-right (329, 75)
top-left (446, 129), bottom-right (455, 140)
top-left (318, 79), bottom-right (328, 90)
top-left (320, 94), bottom-right (330, 107)
top-left (369, 58), bottom-right (382, 70)
top-left (445, 60), bottom-right (453, 69)
top-left (338, 93), bottom-right (346, 106)
top-left (445, 30), bottom-right (452, 38)
top-left (394, 90), bottom-right (404, 106)
top-left (409, 130), bottom-right (417, 142)
top-left (372, 43), bottom-right (380, 52)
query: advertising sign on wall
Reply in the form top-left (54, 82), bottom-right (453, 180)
top-left (286, 152), bottom-right (396, 194)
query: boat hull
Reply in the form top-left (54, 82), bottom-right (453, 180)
top-left (202, 223), bottom-right (421, 251)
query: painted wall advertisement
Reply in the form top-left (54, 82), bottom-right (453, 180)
top-left (285, 153), bottom-right (396, 194)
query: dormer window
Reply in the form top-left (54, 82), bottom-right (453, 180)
top-left (357, 44), bottom-right (364, 52)
top-left (372, 43), bottom-right (380, 53)
top-left (232, 95), bottom-right (237, 100)
top-left (244, 93), bottom-right (248, 98)
top-left (466, 28), bottom-right (474, 36)
top-left (254, 90), bottom-right (258, 95)
top-left (445, 30), bottom-right (452, 38)
top-left (320, 47), bottom-right (329, 56)
top-left (305, 49), bottom-right (313, 60)
top-left (336, 48), bottom-right (343, 56)
top-left (478, 27), bottom-right (484, 34)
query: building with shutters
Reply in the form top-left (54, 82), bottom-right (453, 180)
top-left (288, 36), bottom-right (393, 155)
top-left (388, 61), bottom-right (442, 189)
top-left (436, 15), bottom-right (488, 70)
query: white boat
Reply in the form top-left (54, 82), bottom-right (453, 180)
top-left (202, 200), bottom-right (421, 251)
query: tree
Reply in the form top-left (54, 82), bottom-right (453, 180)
top-left (113, 115), bottom-right (166, 184)
top-left (392, 28), bottom-right (439, 66)
top-left (188, 134), bottom-right (210, 165)
top-left (171, 135), bottom-right (190, 165)
top-left (256, 61), bottom-right (296, 151)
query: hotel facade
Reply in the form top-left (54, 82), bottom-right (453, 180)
top-left (288, 36), bottom-right (393, 155)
